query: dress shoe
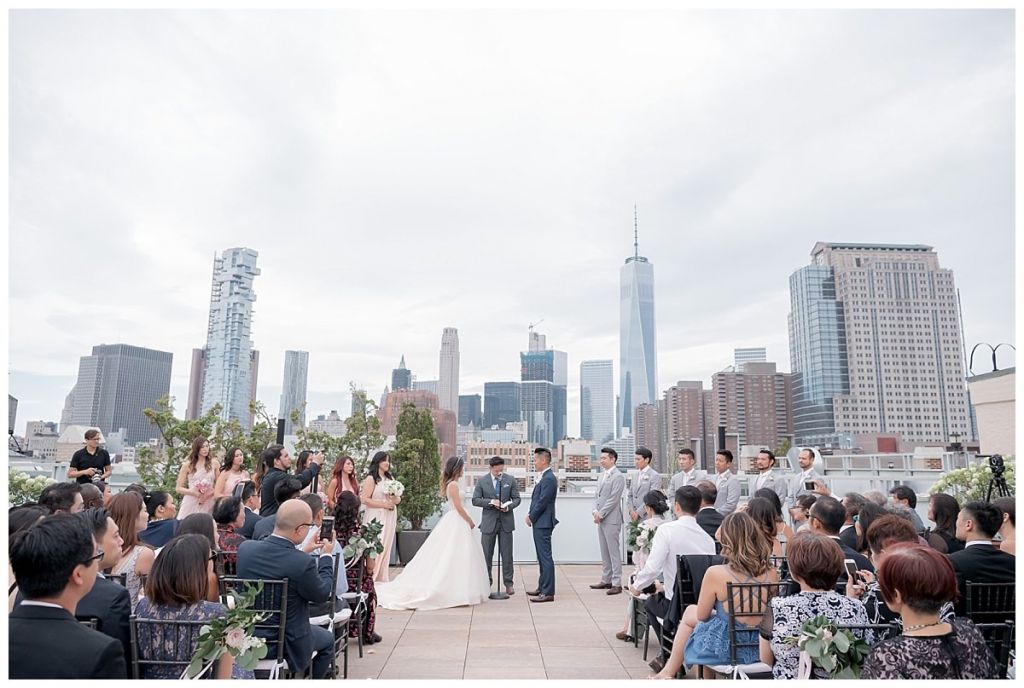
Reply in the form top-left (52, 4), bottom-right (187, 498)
top-left (525, 589), bottom-right (540, 596)
top-left (606, 585), bottom-right (623, 595)
top-left (615, 630), bottom-right (634, 642)
top-left (505, 586), bottom-right (515, 595)
top-left (589, 582), bottom-right (612, 589)
top-left (529, 594), bottom-right (554, 603)
top-left (649, 657), bottom-right (665, 673)
top-left (363, 633), bottom-right (382, 645)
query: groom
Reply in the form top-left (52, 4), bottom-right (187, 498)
top-left (526, 447), bottom-right (558, 603)
top-left (472, 456), bottom-right (521, 595)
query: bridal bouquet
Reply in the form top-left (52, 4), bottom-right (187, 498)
top-left (195, 478), bottom-right (213, 497)
top-left (787, 615), bottom-right (871, 679)
top-left (627, 520), bottom-right (659, 554)
top-left (342, 518), bottom-right (385, 561)
top-left (381, 479), bottom-right (404, 498)
top-left (186, 582), bottom-right (269, 678)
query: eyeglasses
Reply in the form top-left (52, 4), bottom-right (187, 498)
top-left (83, 550), bottom-right (104, 566)
top-left (208, 550), bottom-right (218, 562)
top-left (296, 523), bottom-right (317, 531)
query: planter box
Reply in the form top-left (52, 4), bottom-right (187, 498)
top-left (397, 529), bottom-right (430, 565)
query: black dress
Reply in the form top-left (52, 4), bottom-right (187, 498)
top-left (860, 618), bottom-right (999, 679)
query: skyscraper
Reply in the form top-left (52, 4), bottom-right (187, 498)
top-left (483, 382), bottom-right (521, 429)
top-left (71, 344), bottom-right (173, 444)
top-left (660, 381), bottom-right (716, 470)
top-left (620, 208), bottom-right (658, 432)
top-left (711, 361), bottom-right (794, 452)
top-left (8, 395), bottom-right (17, 435)
top-left (438, 328), bottom-right (460, 413)
top-left (633, 402), bottom-right (663, 470)
top-left (185, 348), bottom-right (206, 420)
top-left (279, 350), bottom-right (309, 435)
top-left (734, 348), bottom-right (768, 371)
top-left (788, 242), bottom-right (971, 450)
top-left (580, 360), bottom-right (615, 446)
top-left (520, 330), bottom-right (567, 447)
top-left (458, 394), bottom-right (482, 427)
top-left (201, 247), bottom-right (261, 428)
top-left (391, 355), bottom-right (412, 391)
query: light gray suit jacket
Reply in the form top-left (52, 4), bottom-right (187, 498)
top-left (472, 472), bottom-right (521, 534)
top-left (714, 472), bottom-right (741, 516)
top-left (752, 470), bottom-right (789, 506)
top-left (668, 469), bottom-right (707, 495)
top-left (787, 470), bottom-right (826, 509)
top-left (593, 468), bottom-right (626, 526)
top-left (628, 466), bottom-right (662, 518)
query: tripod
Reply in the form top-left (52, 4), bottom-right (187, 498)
top-left (985, 473), bottom-right (1012, 501)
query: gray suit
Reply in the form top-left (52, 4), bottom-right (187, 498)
top-left (593, 468), bottom-right (626, 586)
top-left (472, 472), bottom-right (521, 588)
top-left (628, 466), bottom-right (662, 521)
top-left (752, 470), bottom-right (789, 507)
top-left (786, 470), bottom-right (825, 510)
top-left (713, 471), bottom-right (741, 516)
top-left (668, 469), bottom-right (707, 495)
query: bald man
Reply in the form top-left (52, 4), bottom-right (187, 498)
top-left (237, 500), bottom-right (337, 678)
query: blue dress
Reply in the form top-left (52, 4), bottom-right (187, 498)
top-left (683, 599), bottom-right (760, 667)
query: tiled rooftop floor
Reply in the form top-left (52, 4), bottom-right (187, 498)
top-left (348, 564), bottom-right (655, 680)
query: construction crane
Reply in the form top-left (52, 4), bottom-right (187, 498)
top-left (528, 319), bottom-right (545, 335)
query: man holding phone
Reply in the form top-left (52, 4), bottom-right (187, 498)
top-left (786, 448), bottom-right (826, 512)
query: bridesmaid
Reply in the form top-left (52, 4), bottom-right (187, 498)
top-left (361, 451), bottom-right (401, 582)
top-left (214, 447), bottom-right (250, 498)
top-left (176, 437), bottom-right (219, 519)
top-left (327, 455), bottom-right (361, 510)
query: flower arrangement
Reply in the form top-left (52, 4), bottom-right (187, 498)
top-left (788, 615), bottom-right (871, 679)
top-left (627, 520), bottom-right (659, 553)
top-left (381, 479), bottom-right (405, 498)
top-left (929, 456), bottom-right (1015, 503)
top-left (186, 582), bottom-right (269, 678)
top-left (8, 469), bottom-right (56, 506)
top-left (195, 477), bottom-right (213, 496)
top-left (342, 517), bottom-right (385, 561)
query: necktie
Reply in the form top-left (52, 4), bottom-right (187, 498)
top-left (495, 476), bottom-right (501, 501)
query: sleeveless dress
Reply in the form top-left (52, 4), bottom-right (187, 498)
top-left (363, 480), bottom-right (397, 582)
top-left (222, 469), bottom-right (249, 497)
top-left (683, 569), bottom-right (764, 668)
top-left (112, 545), bottom-right (146, 611)
top-left (375, 500), bottom-right (491, 611)
top-left (177, 464), bottom-right (216, 518)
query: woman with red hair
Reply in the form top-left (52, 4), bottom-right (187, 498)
top-left (861, 543), bottom-right (998, 679)
top-left (326, 455), bottom-right (360, 510)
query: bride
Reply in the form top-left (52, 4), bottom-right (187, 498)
top-left (375, 456), bottom-right (491, 611)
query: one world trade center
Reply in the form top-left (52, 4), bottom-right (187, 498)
top-left (619, 208), bottom-right (658, 433)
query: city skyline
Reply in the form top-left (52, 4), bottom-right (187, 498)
top-left (9, 11), bottom-right (1014, 437)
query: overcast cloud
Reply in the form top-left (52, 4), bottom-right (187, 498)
top-left (8, 9), bottom-right (1015, 438)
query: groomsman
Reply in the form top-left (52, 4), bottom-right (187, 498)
top-left (526, 448), bottom-right (558, 603)
top-left (668, 449), bottom-right (706, 494)
top-left (628, 447), bottom-right (661, 522)
top-left (752, 449), bottom-right (788, 506)
top-left (591, 447), bottom-right (626, 595)
top-left (713, 450), bottom-right (741, 516)
top-left (786, 448), bottom-right (826, 511)
top-left (471, 456), bottom-right (521, 595)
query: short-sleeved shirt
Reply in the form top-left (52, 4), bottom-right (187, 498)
top-left (70, 448), bottom-right (111, 484)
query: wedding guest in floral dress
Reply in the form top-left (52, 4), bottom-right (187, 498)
top-left (336, 492), bottom-right (381, 645)
top-left (177, 437), bottom-right (219, 519)
top-left (360, 451), bottom-right (401, 582)
top-left (213, 496), bottom-right (248, 575)
top-left (107, 491), bottom-right (155, 610)
top-left (134, 534), bottom-right (253, 679)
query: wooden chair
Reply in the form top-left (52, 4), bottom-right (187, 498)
top-left (220, 577), bottom-right (290, 679)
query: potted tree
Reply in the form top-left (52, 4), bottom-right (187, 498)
top-left (390, 403), bottom-right (442, 565)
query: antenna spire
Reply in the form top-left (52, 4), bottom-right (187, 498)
top-left (633, 204), bottom-right (639, 259)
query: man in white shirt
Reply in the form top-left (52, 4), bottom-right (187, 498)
top-left (591, 447), bottom-right (627, 594)
top-left (752, 449), bottom-right (788, 507)
top-left (713, 450), bottom-right (741, 516)
top-left (628, 486), bottom-right (716, 645)
top-left (668, 448), bottom-right (705, 495)
top-left (628, 447), bottom-right (662, 522)
top-left (786, 448), bottom-right (826, 511)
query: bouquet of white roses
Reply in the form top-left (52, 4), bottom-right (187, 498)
top-left (788, 615), bottom-right (871, 679)
top-left (634, 521), bottom-right (659, 554)
top-left (195, 477), bottom-right (214, 496)
top-left (381, 479), bottom-right (405, 498)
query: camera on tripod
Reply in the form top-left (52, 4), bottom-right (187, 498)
top-left (988, 454), bottom-right (1005, 477)
top-left (978, 454), bottom-right (1012, 501)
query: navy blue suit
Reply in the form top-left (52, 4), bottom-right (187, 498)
top-left (529, 468), bottom-right (559, 596)
top-left (236, 535), bottom-right (335, 677)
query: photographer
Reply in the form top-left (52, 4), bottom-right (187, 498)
top-left (68, 429), bottom-right (111, 485)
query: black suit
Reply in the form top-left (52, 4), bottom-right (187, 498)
top-left (252, 514), bottom-right (277, 541)
top-left (949, 542), bottom-right (1015, 615)
top-left (260, 465), bottom-right (321, 517)
top-left (829, 536), bottom-right (873, 580)
top-left (696, 507), bottom-right (723, 539)
top-left (237, 507), bottom-right (262, 539)
top-left (839, 525), bottom-right (859, 551)
top-left (236, 535), bottom-right (335, 678)
top-left (9, 603), bottom-right (127, 679)
top-left (15, 575), bottom-right (132, 667)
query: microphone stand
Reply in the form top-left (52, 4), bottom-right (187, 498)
top-left (489, 508), bottom-right (509, 600)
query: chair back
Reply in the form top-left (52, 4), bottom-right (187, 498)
top-left (78, 616), bottom-right (100, 630)
top-left (219, 578), bottom-right (289, 664)
top-left (723, 581), bottom-right (788, 666)
top-left (974, 621), bottom-right (1014, 679)
top-left (215, 550), bottom-right (238, 577)
top-left (108, 572), bottom-right (129, 588)
top-left (675, 556), bottom-right (696, 607)
top-left (965, 581), bottom-right (1015, 624)
top-left (129, 616), bottom-right (214, 680)
top-left (769, 556), bottom-right (788, 579)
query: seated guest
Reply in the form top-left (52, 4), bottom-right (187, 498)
top-left (38, 482), bottom-right (84, 514)
top-left (789, 494), bottom-right (817, 532)
top-left (616, 490), bottom-right (671, 641)
top-left (863, 490), bottom-right (888, 507)
top-left (854, 502), bottom-right (886, 555)
top-left (140, 490), bottom-right (179, 548)
top-left (80, 482), bottom-right (105, 510)
top-left (236, 499), bottom-right (336, 679)
top-left (236, 480), bottom-right (263, 539)
top-left (840, 493), bottom-right (867, 550)
top-left (8, 505), bottom-right (48, 611)
top-left (747, 497), bottom-right (786, 557)
top-left (992, 496), bottom-right (1015, 556)
top-left (753, 488), bottom-right (795, 543)
top-left (9, 513), bottom-right (126, 679)
top-left (650, 511), bottom-right (775, 679)
top-left (94, 479), bottom-right (112, 506)
top-left (924, 493), bottom-right (963, 554)
top-left (123, 483), bottom-right (148, 497)
top-left (889, 485), bottom-right (925, 533)
top-left (847, 515), bottom-right (926, 625)
top-left (213, 496), bottom-right (248, 571)
top-left (252, 478), bottom-right (304, 541)
top-left (695, 481), bottom-right (724, 539)
top-left (949, 500), bottom-right (1015, 615)
top-left (759, 533), bottom-right (870, 679)
top-left (807, 496), bottom-right (873, 577)
top-left (861, 544), bottom-right (999, 679)
top-left (134, 534), bottom-right (251, 679)
top-left (298, 493), bottom-right (326, 550)
top-left (107, 491), bottom-right (155, 608)
top-left (175, 513), bottom-right (220, 601)
top-left (335, 491), bottom-right (382, 645)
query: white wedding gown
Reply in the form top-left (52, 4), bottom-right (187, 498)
top-left (375, 500), bottom-right (491, 611)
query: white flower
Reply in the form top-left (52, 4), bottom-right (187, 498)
top-left (225, 627), bottom-right (247, 650)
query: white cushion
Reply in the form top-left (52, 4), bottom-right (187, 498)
top-left (708, 662), bottom-right (773, 678)
top-left (309, 608), bottom-right (353, 626)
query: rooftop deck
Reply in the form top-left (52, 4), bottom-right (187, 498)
top-left (348, 564), bottom-right (653, 680)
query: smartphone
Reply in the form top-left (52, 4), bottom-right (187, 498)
top-left (804, 481), bottom-right (817, 491)
top-left (844, 558), bottom-right (858, 579)
top-left (320, 516), bottom-right (335, 541)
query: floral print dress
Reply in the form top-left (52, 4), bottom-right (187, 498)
top-left (342, 521), bottom-right (378, 641)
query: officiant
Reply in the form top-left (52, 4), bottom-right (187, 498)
top-left (471, 456), bottom-right (521, 595)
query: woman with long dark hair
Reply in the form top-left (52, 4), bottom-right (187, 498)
top-left (927, 494), bottom-right (964, 554)
top-left (335, 492), bottom-right (381, 645)
top-left (375, 456), bottom-right (490, 611)
top-left (176, 437), bottom-right (219, 519)
top-left (139, 491), bottom-right (178, 548)
top-left (214, 447), bottom-right (250, 498)
top-left (108, 491), bottom-right (155, 609)
top-left (360, 451), bottom-right (401, 582)
top-left (327, 456), bottom-right (361, 510)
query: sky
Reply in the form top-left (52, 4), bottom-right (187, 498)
top-left (8, 9), bottom-right (1015, 439)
